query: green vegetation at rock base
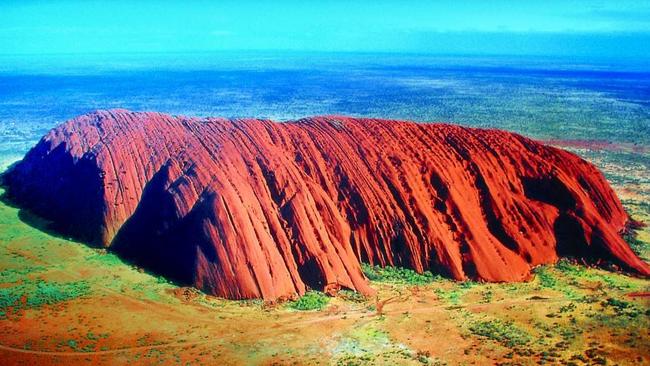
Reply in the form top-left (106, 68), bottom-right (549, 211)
top-left (288, 290), bottom-right (330, 311)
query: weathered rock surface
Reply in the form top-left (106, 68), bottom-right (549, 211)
top-left (3, 110), bottom-right (648, 300)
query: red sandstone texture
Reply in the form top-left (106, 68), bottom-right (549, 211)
top-left (3, 110), bottom-right (648, 300)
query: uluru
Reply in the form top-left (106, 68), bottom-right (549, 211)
top-left (2, 109), bottom-right (648, 301)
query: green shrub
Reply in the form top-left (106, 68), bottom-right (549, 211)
top-left (601, 297), bottom-right (641, 318)
top-left (604, 298), bottom-right (629, 309)
top-left (361, 263), bottom-right (439, 285)
top-left (481, 289), bottom-right (493, 303)
top-left (86, 252), bottom-right (125, 267)
top-left (339, 289), bottom-right (366, 303)
top-left (533, 266), bottom-right (557, 288)
top-left (559, 302), bottom-right (576, 313)
top-left (0, 289), bottom-right (21, 310)
top-left (555, 259), bottom-right (586, 276)
top-left (27, 281), bottom-right (90, 307)
top-left (289, 291), bottom-right (330, 311)
top-left (0, 266), bottom-right (45, 283)
top-left (469, 319), bottom-right (531, 348)
top-left (0, 280), bottom-right (90, 317)
top-left (623, 230), bottom-right (645, 256)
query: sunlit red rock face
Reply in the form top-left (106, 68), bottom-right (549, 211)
top-left (3, 110), bottom-right (649, 300)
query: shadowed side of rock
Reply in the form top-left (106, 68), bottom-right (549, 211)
top-left (2, 109), bottom-right (648, 300)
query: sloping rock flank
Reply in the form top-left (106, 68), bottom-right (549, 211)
top-left (3, 110), bottom-right (648, 300)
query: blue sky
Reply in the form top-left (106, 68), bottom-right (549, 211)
top-left (2, 0), bottom-right (650, 57)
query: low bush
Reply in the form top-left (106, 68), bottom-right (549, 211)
top-left (0, 280), bottom-right (90, 318)
top-left (361, 263), bottom-right (439, 285)
top-left (339, 289), bottom-right (366, 303)
top-left (469, 319), bottom-right (531, 348)
top-left (533, 266), bottom-right (557, 288)
top-left (289, 291), bottom-right (330, 311)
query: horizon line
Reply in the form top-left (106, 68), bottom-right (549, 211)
top-left (1, 49), bottom-right (649, 62)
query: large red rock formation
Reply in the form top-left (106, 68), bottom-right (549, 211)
top-left (3, 110), bottom-right (648, 300)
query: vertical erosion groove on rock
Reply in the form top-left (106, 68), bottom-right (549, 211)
top-left (2, 109), bottom-right (649, 300)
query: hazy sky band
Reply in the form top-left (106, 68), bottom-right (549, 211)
top-left (2, 0), bottom-right (650, 57)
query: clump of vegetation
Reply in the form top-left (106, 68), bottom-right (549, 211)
top-left (0, 290), bottom-right (20, 317)
top-left (601, 297), bottom-right (641, 318)
top-left (361, 263), bottom-right (439, 285)
top-left (559, 302), bottom-right (576, 313)
top-left (555, 259), bottom-right (586, 276)
top-left (0, 266), bottom-right (45, 284)
top-left (237, 298), bottom-right (265, 308)
top-left (480, 288), bottom-right (493, 303)
top-left (577, 294), bottom-right (599, 304)
top-left (533, 266), bottom-right (558, 288)
top-left (532, 264), bottom-right (583, 299)
top-left (27, 281), bottom-right (91, 307)
top-left (289, 291), bottom-right (330, 311)
top-left (433, 281), bottom-right (476, 305)
top-left (86, 251), bottom-right (125, 267)
top-left (339, 289), bottom-right (366, 303)
top-left (67, 339), bottom-right (78, 350)
top-left (0, 280), bottom-right (91, 318)
top-left (622, 227), bottom-right (646, 257)
top-left (469, 319), bottom-right (531, 348)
